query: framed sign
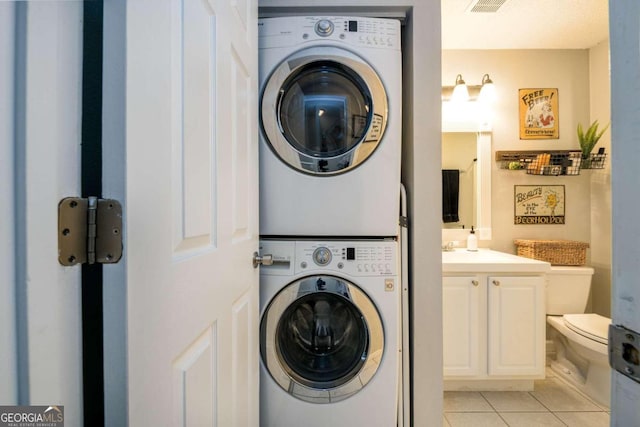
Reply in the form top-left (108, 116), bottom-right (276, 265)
top-left (514, 185), bottom-right (565, 224)
top-left (519, 88), bottom-right (559, 139)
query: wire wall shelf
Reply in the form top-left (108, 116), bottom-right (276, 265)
top-left (581, 152), bottom-right (607, 169)
top-left (496, 150), bottom-right (607, 175)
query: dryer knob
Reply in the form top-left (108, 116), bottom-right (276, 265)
top-left (315, 19), bottom-right (334, 37)
top-left (312, 247), bottom-right (332, 266)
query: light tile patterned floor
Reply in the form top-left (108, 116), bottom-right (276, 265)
top-left (443, 369), bottom-right (610, 427)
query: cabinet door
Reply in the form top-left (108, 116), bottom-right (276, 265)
top-left (487, 276), bottom-right (545, 376)
top-left (443, 276), bottom-right (483, 376)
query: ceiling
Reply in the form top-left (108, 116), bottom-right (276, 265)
top-left (441, 0), bottom-right (609, 50)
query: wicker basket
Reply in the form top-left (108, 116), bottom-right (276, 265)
top-left (514, 239), bottom-right (589, 266)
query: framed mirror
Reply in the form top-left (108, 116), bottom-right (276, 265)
top-left (442, 101), bottom-right (492, 242)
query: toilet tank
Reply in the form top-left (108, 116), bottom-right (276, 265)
top-left (546, 266), bottom-right (594, 315)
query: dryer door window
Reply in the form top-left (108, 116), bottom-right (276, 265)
top-left (277, 60), bottom-right (371, 161)
top-left (260, 275), bottom-right (384, 403)
top-left (261, 47), bottom-right (388, 176)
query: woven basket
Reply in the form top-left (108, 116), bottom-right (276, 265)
top-left (514, 239), bottom-right (589, 266)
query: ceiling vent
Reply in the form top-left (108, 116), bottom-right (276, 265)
top-left (466, 0), bottom-right (508, 13)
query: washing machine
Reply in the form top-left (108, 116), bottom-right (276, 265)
top-left (259, 238), bottom-right (400, 427)
top-left (259, 16), bottom-right (402, 237)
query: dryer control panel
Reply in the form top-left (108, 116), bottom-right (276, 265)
top-left (258, 16), bottom-right (401, 50)
top-left (259, 239), bottom-right (398, 277)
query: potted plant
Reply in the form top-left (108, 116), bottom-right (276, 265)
top-left (577, 120), bottom-right (609, 168)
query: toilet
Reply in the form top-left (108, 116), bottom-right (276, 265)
top-left (545, 266), bottom-right (611, 407)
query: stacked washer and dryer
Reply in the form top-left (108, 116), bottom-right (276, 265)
top-left (258, 16), bottom-right (404, 427)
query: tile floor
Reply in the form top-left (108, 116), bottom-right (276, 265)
top-left (443, 368), bottom-right (610, 427)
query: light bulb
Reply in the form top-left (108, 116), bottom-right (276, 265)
top-left (451, 74), bottom-right (469, 103)
top-left (479, 74), bottom-right (496, 104)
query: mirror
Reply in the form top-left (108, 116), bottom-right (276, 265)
top-left (442, 101), bottom-right (492, 242)
top-left (442, 133), bottom-right (476, 230)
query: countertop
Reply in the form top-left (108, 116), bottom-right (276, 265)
top-left (442, 248), bottom-right (551, 273)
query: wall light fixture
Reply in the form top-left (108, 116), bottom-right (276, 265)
top-left (442, 73), bottom-right (497, 104)
top-left (479, 74), bottom-right (496, 103)
top-left (451, 74), bottom-right (469, 103)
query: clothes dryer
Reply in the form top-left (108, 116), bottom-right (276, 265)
top-left (259, 238), bottom-right (400, 426)
top-left (259, 16), bottom-right (402, 236)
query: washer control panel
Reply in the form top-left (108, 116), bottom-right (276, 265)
top-left (298, 240), bottom-right (397, 276)
top-left (258, 16), bottom-right (401, 50)
top-left (259, 239), bottom-right (398, 276)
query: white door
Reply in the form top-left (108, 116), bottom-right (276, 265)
top-left (116, 0), bottom-right (259, 425)
top-left (442, 276), bottom-right (482, 377)
top-left (1, 1), bottom-right (84, 422)
top-left (487, 276), bottom-right (545, 376)
top-left (610, 1), bottom-right (640, 424)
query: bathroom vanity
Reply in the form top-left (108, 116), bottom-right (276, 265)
top-left (442, 249), bottom-right (551, 391)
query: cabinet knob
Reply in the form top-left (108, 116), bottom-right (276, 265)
top-left (471, 280), bottom-right (479, 287)
top-left (492, 280), bottom-right (500, 286)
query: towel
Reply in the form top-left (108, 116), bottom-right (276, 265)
top-left (442, 169), bottom-right (460, 223)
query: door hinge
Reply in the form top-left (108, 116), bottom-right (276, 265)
top-left (58, 197), bottom-right (123, 266)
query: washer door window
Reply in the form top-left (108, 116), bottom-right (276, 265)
top-left (261, 275), bottom-right (384, 403)
top-left (261, 47), bottom-right (388, 175)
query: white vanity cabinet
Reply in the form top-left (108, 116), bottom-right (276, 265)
top-left (487, 275), bottom-right (545, 376)
top-left (443, 276), bottom-right (483, 376)
top-left (442, 249), bottom-right (550, 390)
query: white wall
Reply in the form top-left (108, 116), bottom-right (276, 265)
top-left (442, 48), bottom-right (613, 316)
top-left (9, 2), bottom-right (84, 421)
top-left (588, 40), bottom-right (612, 317)
top-left (442, 50), bottom-right (593, 254)
top-left (401, 6), bottom-right (443, 425)
top-left (257, 3), bottom-right (443, 425)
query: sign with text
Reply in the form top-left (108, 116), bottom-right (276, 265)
top-left (519, 88), bottom-right (559, 139)
top-left (514, 185), bottom-right (565, 224)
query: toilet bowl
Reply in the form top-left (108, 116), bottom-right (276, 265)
top-left (547, 314), bottom-right (611, 406)
top-left (545, 266), bottom-right (611, 407)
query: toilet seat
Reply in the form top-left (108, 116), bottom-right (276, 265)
top-left (563, 313), bottom-right (610, 345)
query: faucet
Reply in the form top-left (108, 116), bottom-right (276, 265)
top-left (442, 241), bottom-right (455, 252)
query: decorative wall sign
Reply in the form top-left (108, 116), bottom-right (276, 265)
top-left (514, 185), bottom-right (565, 224)
top-left (519, 88), bottom-right (559, 139)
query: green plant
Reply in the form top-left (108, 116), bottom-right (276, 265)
top-left (577, 120), bottom-right (609, 158)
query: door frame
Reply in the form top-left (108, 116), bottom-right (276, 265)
top-left (102, 0), bottom-right (128, 425)
top-left (609, 1), bottom-right (640, 424)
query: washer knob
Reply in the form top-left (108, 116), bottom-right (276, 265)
top-left (312, 247), bottom-right (332, 266)
top-left (315, 19), bottom-right (334, 37)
